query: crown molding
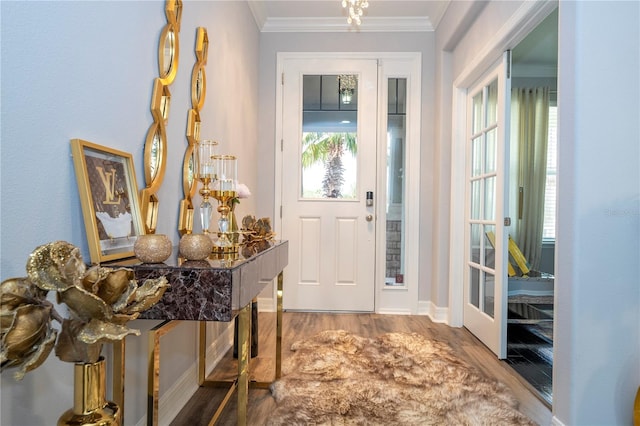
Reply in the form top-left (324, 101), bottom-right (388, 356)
top-left (259, 16), bottom-right (434, 33)
top-left (248, 0), bottom-right (268, 30)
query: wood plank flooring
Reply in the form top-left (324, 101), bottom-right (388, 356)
top-left (170, 312), bottom-right (552, 426)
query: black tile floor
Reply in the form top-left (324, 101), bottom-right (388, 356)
top-left (506, 305), bottom-right (554, 406)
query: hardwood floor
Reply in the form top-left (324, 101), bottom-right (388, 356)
top-left (170, 312), bottom-right (552, 426)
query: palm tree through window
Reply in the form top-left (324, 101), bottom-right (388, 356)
top-left (301, 74), bottom-right (358, 199)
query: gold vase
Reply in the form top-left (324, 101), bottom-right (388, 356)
top-left (58, 357), bottom-right (121, 426)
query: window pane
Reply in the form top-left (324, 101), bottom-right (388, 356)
top-left (470, 179), bottom-right (481, 220)
top-left (484, 176), bottom-right (496, 220)
top-left (301, 74), bottom-right (358, 199)
top-left (483, 271), bottom-right (495, 318)
top-left (484, 224), bottom-right (496, 269)
top-left (471, 136), bottom-right (482, 176)
top-left (486, 79), bottom-right (498, 126)
top-left (385, 78), bottom-right (406, 286)
top-left (472, 92), bottom-right (483, 134)
top-left (470, 267), bottom-right (480, 308)
top-left (543, 105), bottom-right (558, 240)
top-left (470, 223), bottom-right (481, 264)
top-left (485, 128), bottom-right (497, 173)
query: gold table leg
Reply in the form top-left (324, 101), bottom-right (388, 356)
top-left (147, 320), bottom-right (181, 426)
top-left (112, 339), bottom-right (125, 422)
top-left (199, 321), bottom-right (206, 385)
top-left (236, 303), bottom-right (251, 426)
top-left (276, 271), bottom-right (283, 379)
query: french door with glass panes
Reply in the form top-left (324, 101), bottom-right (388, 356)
top-left (463, 53), bottom-right (512, 358)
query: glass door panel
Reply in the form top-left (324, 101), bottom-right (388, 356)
top-left (301, 74), bottom-right (358, 199)
top-left (468, 78), bottom-right (499, 319)
top-left (385, 78), bottom-right (406, 286)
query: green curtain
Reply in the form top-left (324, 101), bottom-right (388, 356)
top-left (510, 87), bottom-right (549, 271)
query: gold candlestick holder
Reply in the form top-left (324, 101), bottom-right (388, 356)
top-left (211, 155), bottom-right (238, 254)
top-left (195, 140), bottom-right (218, 235)
top-left (212, 189), bottom-right (237, 252)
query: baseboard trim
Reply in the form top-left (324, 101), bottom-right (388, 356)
top-left (258, 294), bottom-right (275, 312)
top-left (377, 309), bottom-right (413, 315)
top-left (418, 301), bottom-right (449, 324)
top-left (136, 324), bottom-right (234, 426)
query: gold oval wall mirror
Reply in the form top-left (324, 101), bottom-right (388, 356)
top-left (144, 123), bottom-right (164, 183)
top-left (158, 24), bottom-right (179, 84)
top-left (192, 66), bottom-right (206, 111)
top-left (183, 144), bottom-right (196, 197)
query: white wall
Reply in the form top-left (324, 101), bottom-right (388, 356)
top-left (437, 0), bottom-right (640, 424)
top-left (554, 1), bottom-right (639, 424)
top-left (0, 1), bottom-right (260, 424)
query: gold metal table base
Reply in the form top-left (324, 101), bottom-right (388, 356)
top-left (139, 271), bottom-right (284, 426)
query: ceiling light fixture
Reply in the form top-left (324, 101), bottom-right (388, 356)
top-left (341, 0), bottom-right (369, 26)
top-left (338, 75), bottom-right (356, 104)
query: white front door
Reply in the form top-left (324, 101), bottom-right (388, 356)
top-left (280, 58), bottom-right (378, 311)
top-left (463, 53), bottom-right (511, 358)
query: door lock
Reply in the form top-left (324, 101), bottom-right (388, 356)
top-left (366, 214), bottom-right (374, 222)
top-left (366, 191), bottom-right (374, 207)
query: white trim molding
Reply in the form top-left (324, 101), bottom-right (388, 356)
top-left (418, 301), bottom-right (449, 324)
top-left (260, 17), bottom-right (434, 33)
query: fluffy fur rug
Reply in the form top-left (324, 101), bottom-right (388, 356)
top-left (268, 330), bottom-right (534, 425)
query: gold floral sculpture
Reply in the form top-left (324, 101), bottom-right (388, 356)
top-left (0, 241), bottom-right (169, 380)
top-left (240, 216), bottom-right (276, 258)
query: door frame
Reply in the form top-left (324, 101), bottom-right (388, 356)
top-left (275, 52), bottom-right (422, 314)
top-left (449, 0), bottom-right (558, 327)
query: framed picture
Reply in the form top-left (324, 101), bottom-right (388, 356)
top-left (71, 138), bottom-right (145, 264)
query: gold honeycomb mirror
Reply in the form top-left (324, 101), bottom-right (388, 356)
top-left (141, 0), bottom-right (181, 234)
top-left (179, 27), bottom-right (209, 235)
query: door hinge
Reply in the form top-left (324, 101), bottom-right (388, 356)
top-left (280, 205), bottom-right (283, 218)
top-left (504, 217), bottom-right (511, 226)
top-left (506, 50), bottom-right (512, 79)
top-left (281, 138), bottom-right (283, 152)
top-left (281, 72), bottom-right (284, 85)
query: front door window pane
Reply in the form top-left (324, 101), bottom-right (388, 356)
top-left (301, 74), bottom-right (358, 199)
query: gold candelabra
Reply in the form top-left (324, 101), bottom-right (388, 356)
top-left (195, 140), bottom-right (217, 234)
top-left (211, 155), bottom-right (238, 253)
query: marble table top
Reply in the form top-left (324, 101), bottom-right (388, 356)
top-left (108, 240), bottom-right (288, 322)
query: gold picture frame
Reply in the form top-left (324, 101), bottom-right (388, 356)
top-left (71, 138), bottom-right (145, 264)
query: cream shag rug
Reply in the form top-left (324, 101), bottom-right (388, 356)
top-left (268, 330), bottom-right (535, 425)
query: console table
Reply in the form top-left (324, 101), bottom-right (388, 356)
top-left (110, 240), bottom-right (288, 426)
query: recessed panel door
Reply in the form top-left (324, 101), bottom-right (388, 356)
top-left (281, 58), bottom-right (377, 311)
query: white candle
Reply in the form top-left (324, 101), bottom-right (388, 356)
top-left (201, 163), bottom-right (214, 177)
top-left (220, 179), bottom-right (233, 191)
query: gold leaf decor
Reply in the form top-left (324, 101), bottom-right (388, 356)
top-left (1, 241), bottom-right (169, 380)
top-left (240, 215), bottom-right (276, 257)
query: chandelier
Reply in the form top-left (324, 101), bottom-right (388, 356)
top-left (338, 75), bottom-right (356, 104)
top-left (341, 0), bottom-right (369, 26)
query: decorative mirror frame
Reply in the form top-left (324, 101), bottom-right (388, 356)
top-left (141, 0), bottom-right (182, 234)
top-left (179, 27), bottom-right (209, 235)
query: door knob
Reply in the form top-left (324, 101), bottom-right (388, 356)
top-left (366, 214), bottom-right (373, 222)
